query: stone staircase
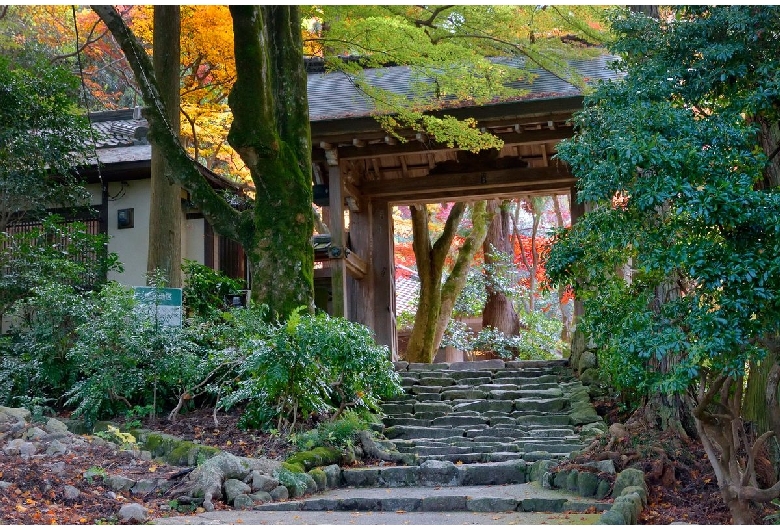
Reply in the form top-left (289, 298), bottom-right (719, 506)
top-left (247, 359), bottom-right (613, 523)
top-left (383, 358), bottom-right (603, 465)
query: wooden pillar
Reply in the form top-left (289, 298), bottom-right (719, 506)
top-left (327, 151), bottom-right (348, 318)
top-left (371, 200), bottom-right (397, 359)
top-left (348, 203), bottom-right (374, 331)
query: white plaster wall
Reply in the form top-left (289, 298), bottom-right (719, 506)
top-left (184, 217), bottom-right (205, 263)
top-left (86, 181), bottom-right (208, 287)
top-left (104, 179), bottom-right (152, 287)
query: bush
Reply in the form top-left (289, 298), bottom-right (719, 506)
top-left (221, 309), bottom-right (401, 431)
top-left (182, 260), bottom-right (245, 319)
top-left (293, 410), bottom-right (377, 451)
top-left (64, 282), bottom-right (211, 424)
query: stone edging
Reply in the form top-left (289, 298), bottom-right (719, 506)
top-left (529, 459), bottom-right (648, 524)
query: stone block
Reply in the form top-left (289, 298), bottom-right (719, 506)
top-left (418, 459), bottom-right (460, 486)
top-left (460, 460), bottom-right (526, 486)
top-left (449, 360), bottom-right (505, 370)
top-left (420, 495), bottom-right (467, 511)
top-left (413, 402), bottom-right (452, 414)
top-left (466, 497), bottom-right (519, 512)
top-left (337, 498), bottom-right (380, 511)
top-left (453, 400), bottom-right (514, 414)
top-left (342, 468), bottom-right (380, 487)
top-left (323, 464), bottom-right (341, 489)
top-left (577, 471), bottom-right (600, 497)
top-left (520, 498), bottom-right (566, 512)
top-left (408, 363), bottom-right (449, 371)
top-left (613, 468), bottom-right (646, 498)
top-left (382, 497), bottom-right (421, 512)
top-left (513, 398), bottom-right (567, 413)
top-left (440, 389), bottom-right (487, 400)
top-left (379, 466), bottom-right (418, 487)
top-left (302, 498), bottom-right (339, 511)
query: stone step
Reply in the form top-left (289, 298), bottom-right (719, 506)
top-left (253, 483), bottom-right (610, 514)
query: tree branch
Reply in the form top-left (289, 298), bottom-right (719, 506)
top-left (414, 5), bottom-right (455, 28)
top-left (51, 14), bottom-right (108, 63)
top-left (431, 202), bottom-right (466, 269)
top-left (91, 5), bottom-right (245, 242)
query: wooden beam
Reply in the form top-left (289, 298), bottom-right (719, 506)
top-left (358, 165), bottom-right (574, 200)
top-left (343, 180), bottom-right (363, 212)
top-left (393, 184), bottom-right (576, 205)
top-left (335, 128), bottom-right (572, 161)
top-left (345, 250), bottom-right (368, 279)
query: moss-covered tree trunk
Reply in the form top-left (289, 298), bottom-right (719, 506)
top-left (482, 199), bottom-right (520, 336)
top-left (405, 203), bottom-right (465, 363)
top-left (226, 6), bottom-right (314, 315)
top-left (147, 5), bottom-right (182, 287)
top-left (93, 5), bottom-right (314, 318)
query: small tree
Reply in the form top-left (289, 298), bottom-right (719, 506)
top-left (0, 56), bottom-right (92, 232)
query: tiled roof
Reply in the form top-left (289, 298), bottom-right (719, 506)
top-left (306, 54), bottom-right (620, 121)
top-left (89, 54), bottom-right (620, 147)
top-left (395, 265), bottom-right (420, 314)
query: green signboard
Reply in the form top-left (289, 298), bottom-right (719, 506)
top-left (133, 287), bottom-right (183, 327)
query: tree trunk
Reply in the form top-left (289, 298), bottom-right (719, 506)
top-left (93, 5), bottom-right (315, 317)
top-left (405, 203), bottom-right (465, 363)
top-left (482, 199), bottom-right (519, 335)
top-left (147, 5), bottom-right (182, 287)
top-left (432, 201), bottom-right (495, 349)
top-left (227, 6), bottom-right (314, 316)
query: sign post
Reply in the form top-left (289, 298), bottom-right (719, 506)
top-left (133, 287), bottom-right (183, 327)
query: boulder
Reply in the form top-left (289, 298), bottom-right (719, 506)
top-left (44, 418), bottom-right (69, 435)
top-left (63, 486), bottom-right (81, 500)
top-left (269, 485), bottom-right (289, 501)
top-left (117, 503), bottom-right (149, 523)
top-left (224, 478), bottom-right (251, 504)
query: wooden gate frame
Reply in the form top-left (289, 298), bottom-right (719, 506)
top-left (310, 95), bottom-right (589, 358)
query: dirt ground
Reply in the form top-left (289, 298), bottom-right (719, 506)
top-left (0, 406), bottom-right (775, 524)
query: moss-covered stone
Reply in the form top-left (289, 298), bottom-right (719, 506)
top-left (284, 446), bottom-right (341, 472)
top-left (613, 468), bottom-right (647, 498)
top-left (528, 459), bottom-right (553, 483)
top-left (566, 469), bottom-right (579, 492)
top-left (577, 471), bottom-right (599, 497)
top-left (596, 479), bottom-right (612, 500)
top-left (135, 431), bottom-right (220, 466)
top-left (282, 461), bottom-right (305, 474)
top-left (621, 485), bottom-right (648, 507)
top-left (309, 468), bottom-right (327, 491)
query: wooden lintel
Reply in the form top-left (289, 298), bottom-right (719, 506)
top-left (358, 165), bottom-right (574, 200)
top-left (398, 185), bottom-right (575, 205)
top-left (337, 128), bottom-right (571, 161)
top-left (345, 251), bottom-right (368, 279)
